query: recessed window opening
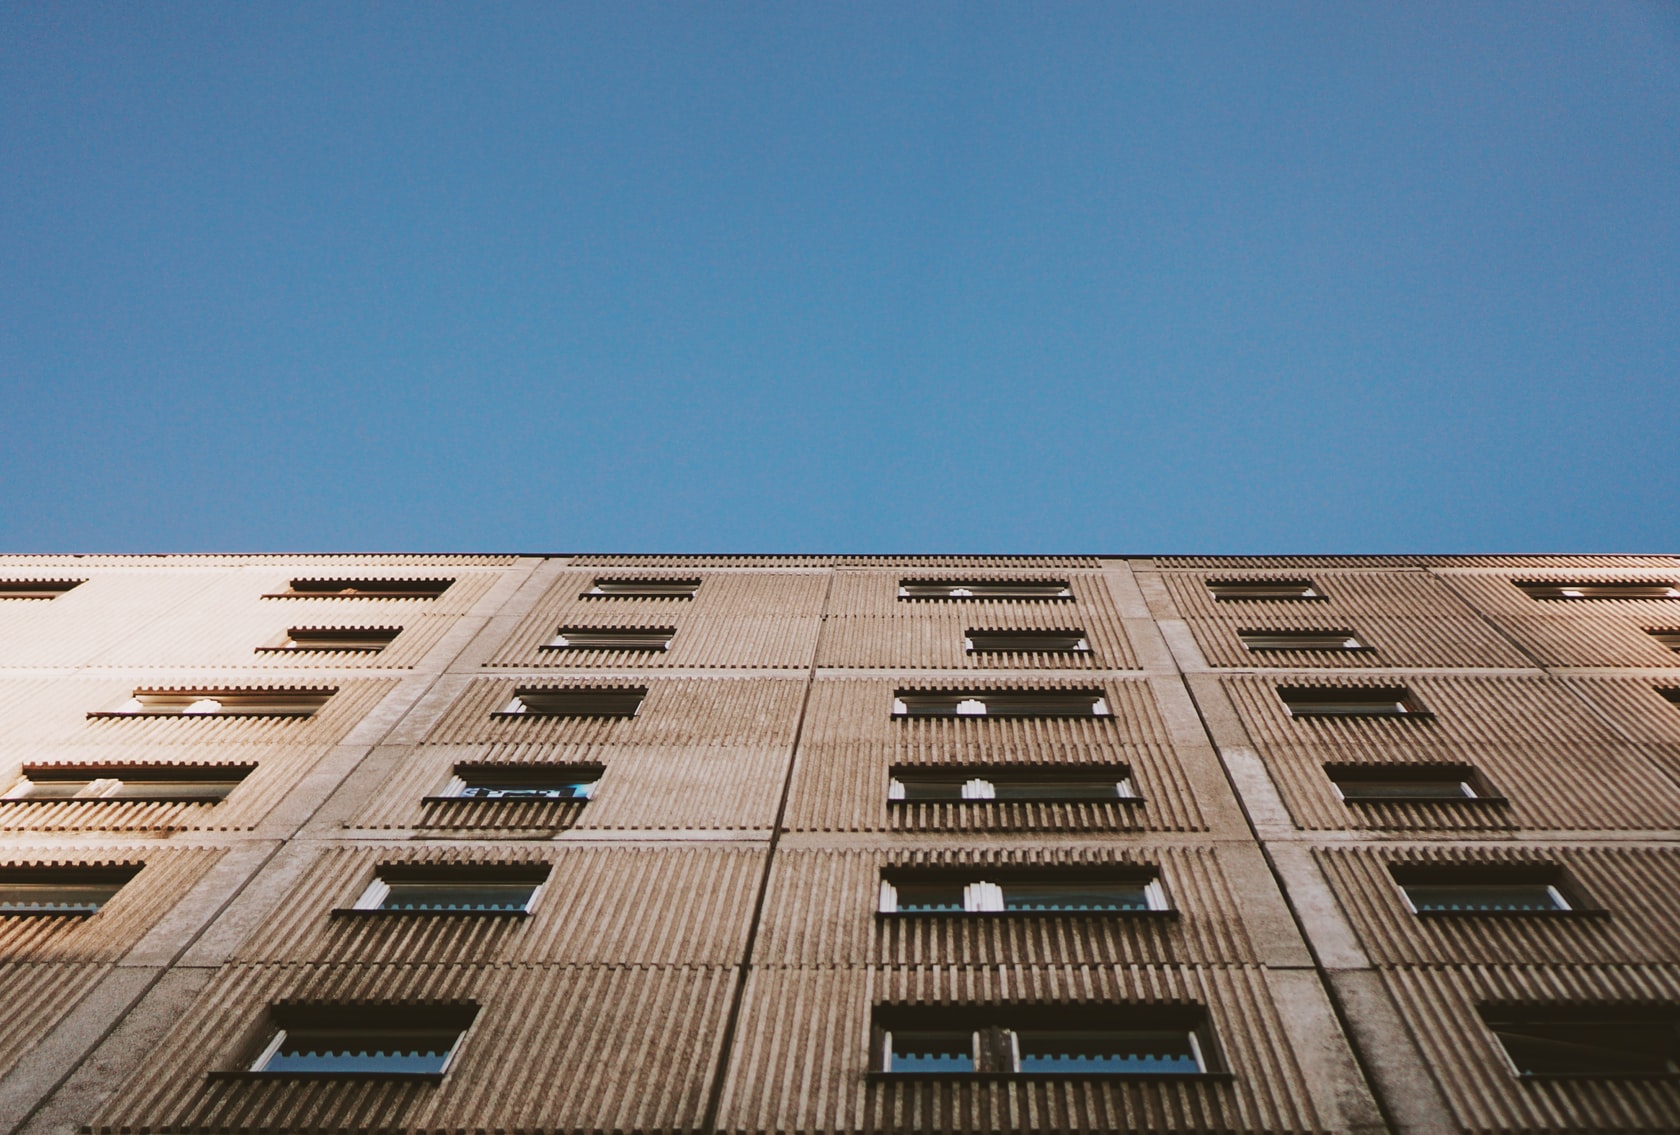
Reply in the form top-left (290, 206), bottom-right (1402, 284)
top-left (1516, 581), bottom-right (1680, 601)
top-left (1481, 1007), bottom-right (1680, 1077)
top-left (0, 866), bottom-right (138, 915)
top-left (892, 689), bottom-right (1110, 718)
top-left (889, 767), bottom-right (1136, 802)
top-left (349, 866), bottom-right (548, 913)
top-left (1207, 579), bottom-right (1323, 601)
top-left (92, 688), bottom-right (335, 718)
top-left (964, 629), bottom-right (1090, 654)
top-left (875, 1008), bottom-right (1216, 1076)
top-left (4, 764), bottom-right (252, 802)
top-left (0, 580), bottom-right (83, 600)
top-left (258, 627), bottom-right (401, 653)
top-left (432, 764), bottom-right (602, 801)
top-left (582, 578), bottom-right (700, 599)
top-left (1239, 630), bottom-right (1367, 652)
top-left (880, 873), bottom-right (1166, 913)
top-left (267, 579), bottom-right (453, 600)
top-left (1391, 866), bottom-right (1577, 914)
top-left (1662, 688), bottom-right (1680, 707)
top-left (1327, 764), bottom-right (1493, 802)
top-left (497, 687), bottom-right (646, 717)
top-left (249, 1004), bottom-right (478, 1077)
top-left (1647, 631), bottom-right (1680, 653)
top-left (541, 627), bottom-right (675, 652)
top-left (1279, 686), bottom-right (1423, 718)
top-left (898, 580), bottom-right (1072, 600)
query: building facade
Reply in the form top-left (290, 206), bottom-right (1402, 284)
top-left (0, 553), bottom-right (1675, 1134)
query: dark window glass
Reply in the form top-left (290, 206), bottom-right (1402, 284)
top-left (1485, 1013), bottom-right (1680, 1077)
top-left (1001, 881), bottom-right (1154, 912)
top-left (887, 1030), bottom-right (975, 1073)
top-left (257, 1027), bottom-right (463, 1075)
top-left (1016, 1028), bottom-right (1202, 1074)
top-left (1403, 882), bottom-right (1568, 913)
top-left (1207, 580), bottom-right (1321, 601)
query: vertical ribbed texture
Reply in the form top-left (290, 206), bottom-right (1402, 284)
top-left (0, 845), bottom-right (224, 961)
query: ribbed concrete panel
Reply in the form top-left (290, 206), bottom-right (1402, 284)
top-left (0, 572), bottom-right (224, 667)
top-left (0, 962), bottom-right (110, 1079)
top-left (1560, 677), bottom-right (1680, 781)
top-left (487, 609), bottom-right (822, 669)
top-left (1381, 965), bottom-right (1680, 1133)
top-left (1441, 571), bottom-right (1680, 620)
top-left (1317, 844), bottom-right (1680, 966)
top-left (422, 676), bottom-right (806, 748)
top-left (496, 570), bottom-right (829, 625)
top-left (782, 679), bottom-right (1209, 833)
top-left (353, 743), bottom-right (791, 831)
top-left (1219, 674), bottom-right (1680, 830)
top-left (236, 843), bottom-right (762, 964)
top-left (1160, 569), bottom-right (1495, 622)
top-left (570, 555), bottom-right (1104, 567)
top-left (89, 962), bottom-right (735, 1135)
top-left (826, 568), bottom-right (1119, 621)
top-left (1183, 614), bottom-right (1534, 669)
top-left (755, 846), bottom-right (1256, 966)
top-left (0, 845), bottom-right (223, 961)
top-left (253, 568), bottom-right (500, 616)
top-left (0, 555), bottom-right (518, 568)
top-left (1471, 616), bottom-right (1680, 668)
top-left (96, 598), bottom-right (458, 669)
top-left (716, 964), bottom-right (1326, 1135)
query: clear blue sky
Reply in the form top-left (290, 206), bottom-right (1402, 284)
top-left (2, 3), bottom-right (1675, 554)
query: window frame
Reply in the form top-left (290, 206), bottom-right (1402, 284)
top-left (0, 579), bottom-right (84, 600)
top-left (88, 688), bottom-right (336, 719)
top-left (264, 578), bottom-right (454, 600)
top-left (887, 765), bottom-right (1139, 804)
top-left (338, 863), bottom-right (550, 917)
top-left (1238, 629), bottom-right (1370, 653)
top-left (1514, 581), bottom-right (1680, 602)
top-left (235, 1003), bottom-right (480, 1080)
top-left (1479, 1004), bottom-right (1680, 1079)
top-left (897, 579), bottom-right (1074, 601)
top-left (3, 763), bottom-right (254, 803)
top-left (540, 626), bottom-right (676, 653)
top-left (0, 864), bottom-right (140, 917)
top-left (494, 686), bottom-right (648, 718)
top-left (891, 688), bottom-right (1111, 719)
top-left (1325, 763), bottom-right (1503, 805)
top-left (1206, 579), bottom-right (1325, 602)
top-left (256, 626), bottom-right (402, 653)
top-left (580, 578), bottom-right (701, 599)
top-left (963, 628), bottom-right (1091, 654)
top-left (878, 870), bottom-right (1171, 916)
top-left (425, 762), bottom-right (603, 803)
top-left (1388, 864), bottom-right (1598, 918)
top-left (1278, 685), bottom-right (1430, 719)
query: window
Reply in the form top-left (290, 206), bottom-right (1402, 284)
top-left (892, 689), bottom-right (1110, 718)
top-left (257, 626), bottom-right (401, 653)
top-left (1391, 866), bottom-right (1578, 914)
top-left (1239, 630), bottom-right (1367, 652)
top-left (581, 578), bottom-right (700, 599)
top-left (430, 764), bottom-right (602, 801)
top-left (898, 579), bottom-right (1072, 600)
top-left (1481, 1007), bottom-right (1680, 1077)
top-left (1662, 688), bottom-right (1680, 708)
top-left (880, 873), bottom-right (1166, 913)
top-left (90, 688), bottom-right (335, 718)
top-left (0, 866), bottom-right (138, 915)
top-left (345, 866), bottom-right (548, 914)
top-left (248, 1004), bottom-right (478, 1077)
top-left (265, 578), bottom-right (454, 600)
top-left (496, 687), bottom-right (646, 717)
top-left (875, 1008), bottom-right (1217, 1077)
top-left (1515, 581), bottom-right (1680, 601)
top-left (1278, 686), bottom-right (1424, 718)
top-left (541, 627), bottom-right (675, 652)
top-left (889, 767), bottom-right (1136, 802)
top-left (1648, 631), bottom-right (1680, 654)
top-left (0, 579), bottom-right (83, 600)
top-left (964, 629), bottom-right (1090, 654)
top-left (1207, 579), bottom-right (1323, 601)
top-left (4, 764), bottom-right (251, 802)
top-left (1327, 764), bottom-right (1498, 803)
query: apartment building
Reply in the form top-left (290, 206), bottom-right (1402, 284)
top-left (0, 553), bottom-right (1675, 1134)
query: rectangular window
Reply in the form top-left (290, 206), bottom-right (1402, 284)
top-left (1390, 865), bottom-right (1579, 914)
top-left (4, 764), bottom-right (251, 803)
top-left (1327, 764), bottom-right (1495, 802)
top-left (1481, 1007), bottom-right (1680, 1077)
top-left (496, 687), bottom-right (646, 717)
top-left (249, 1004), bottom-right (478, 1077)
top-left (347, 866), bottom-right (548, 914)
top-left (1648, 631), bottom-right (1680, 653)
top-left (0, 579), bottom-right (83, 600)
top-left (256, 627), bottom-right (401, 653)
top-left (964, 629), bottom-right (1090, 654)
top-left (898, 580), bottom-right (1072, 600)
top-left (880, 874), bottom-right (1166, 913)
top-left (541, 627), bottom-right (675, 652)
top-left (0, 866), bottom-right (138, 915)
top-left (1207, 579), bottom-right (1323, 601)
top-left (90, 688), bottom-right (335, 718)
top-left (1239, 630), bottom-right (1367, 652)
top-left (431, 764), bottom-right (602, 801)
top-left (265, 579), bottom-right (454, 600)
top-left (1515, 581), bottom-right (1680, 601)
top-left (876, 1010), bottom-right (1215, 1076)
top-left (1662, 688), bottom-right (1680, 707)
top-left (892, 689), bottom-right (1109, 718)
top-left (889, 767), bottom-right (1136, 802)
top-left (1278, 686), bottom-right (1424, 718)
top-left (582, 578), bottom-right (701, 599)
